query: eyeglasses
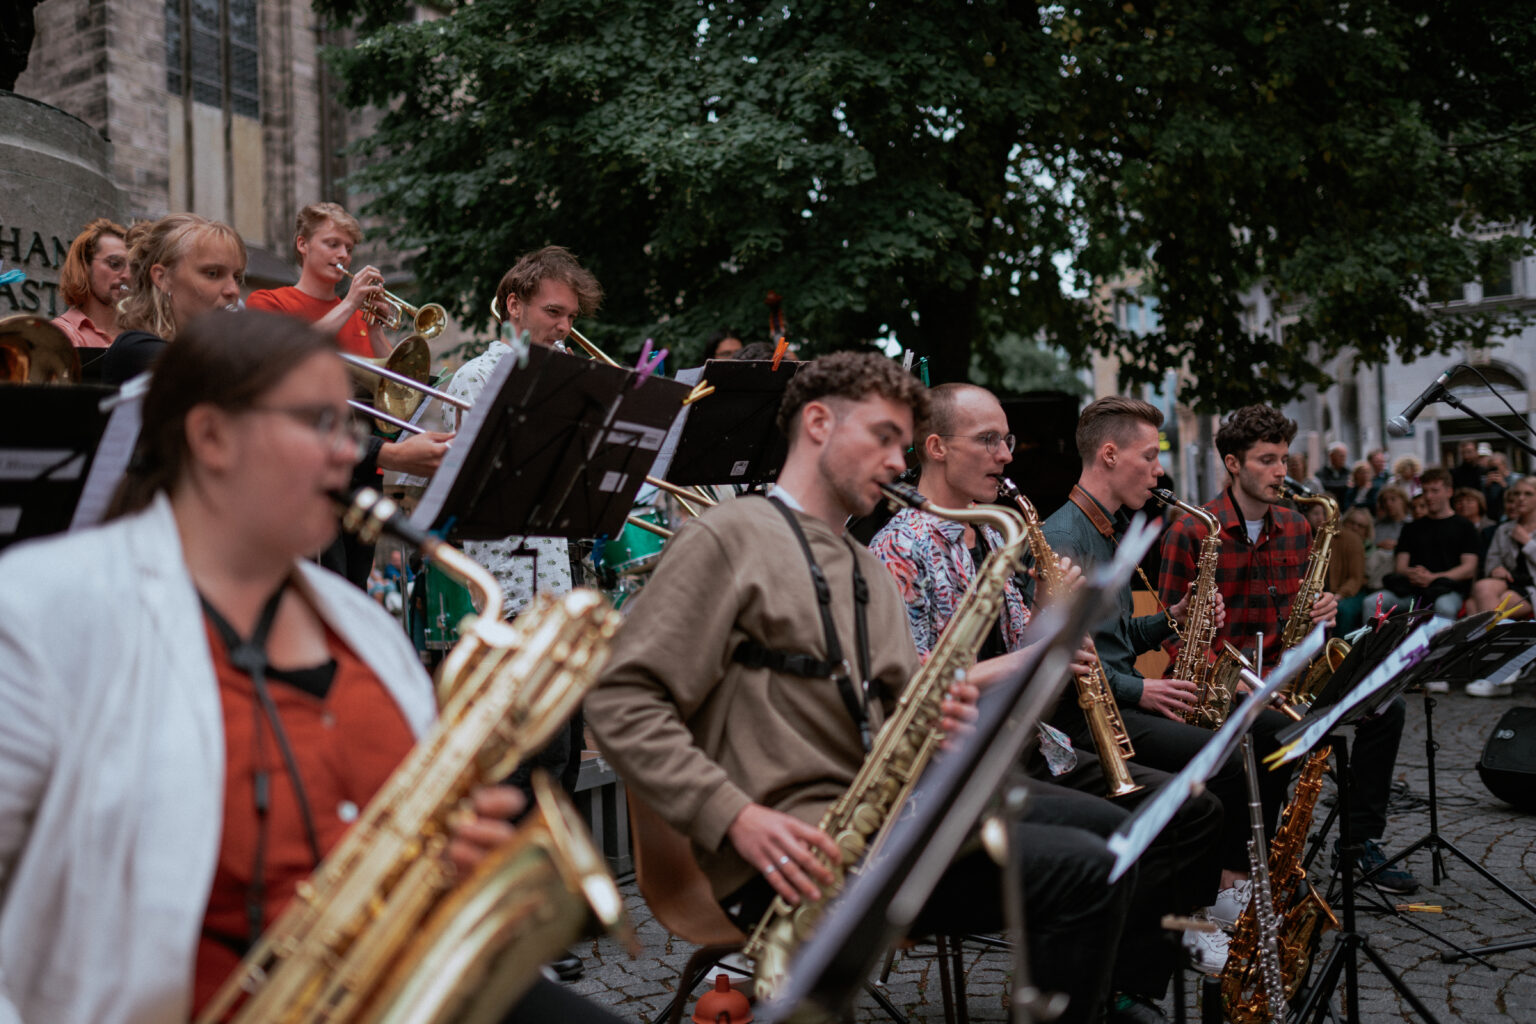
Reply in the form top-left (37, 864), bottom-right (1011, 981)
top-left (249, 404), bottom-right (371, 455)
top-left (93, 255), bottom-right (128, 272)
top-left (939, 431), bottom-right (1016, 454)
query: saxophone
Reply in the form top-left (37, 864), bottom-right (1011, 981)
top-left (999, 476), bottom-right (1140, 798)
top-left (1220, 747), bottom-right (1340, 1022)
top-left (198, 488), bottom-right (632, 1024)
top-left (1278, 477), bottom-right (1352, 706)
top-left (1152, 489), bottom-right (1226, 727)
top-left (744, 482), bottom-right (1028, 998)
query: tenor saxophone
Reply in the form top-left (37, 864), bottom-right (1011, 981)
top-left (198, 488), bottom-right (632, 1024)
top-left (999, 477), bottom-right (1140, 798)
top-left (1277, 477), bottom-right (1352, 707)
top-left (1220, 747), bottom-right (1339, 1022)
top-left (1151, 489), bottom-right (1227, 727)
top-left (744, 482), bottom-right (1029, 999)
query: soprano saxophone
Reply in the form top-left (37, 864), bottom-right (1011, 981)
top-left (1151, 489), bottom-right (1227, 727)
top-left (1277, 477), bottom-right (1352, 706)
top-left (999, 476), bottom-right (1140, 798)
top-left (198, 488), bottom-right (632, 1024)
top-left (744, 482), bottom-right (1029, 999)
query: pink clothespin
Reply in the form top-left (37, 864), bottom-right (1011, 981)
top-left (633, 338), bottom-right (668, 387)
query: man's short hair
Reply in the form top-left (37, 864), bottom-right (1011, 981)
top-left (915, 383), bottom-right (991, 462)
top-left (1216, 404), bottom-right (1298, 462)
top-left (776, 352), bottom-right (928, 439)
top-left (1075, 396), bottom-right (1162, 462)
top-left (494, 245), bottom-right (603, 323)
top-left (1420, 467), bottom-right (1452, 489)
top-left (1452, 487), bottom-right (1486, 514)
top-left (294, 202), bottom-right (361, 262)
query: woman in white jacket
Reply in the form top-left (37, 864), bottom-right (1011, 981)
top-left (0, 311), bottom-right (618, 1024)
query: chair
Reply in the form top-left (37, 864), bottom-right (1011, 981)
top-left (626, 789), bottom-right (962, 1024)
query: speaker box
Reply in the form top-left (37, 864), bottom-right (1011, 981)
top-left (1478, 706), bottom-right (1536, 812)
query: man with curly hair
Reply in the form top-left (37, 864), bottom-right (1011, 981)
top-left (1160, 404), bottom-right (1418, 897)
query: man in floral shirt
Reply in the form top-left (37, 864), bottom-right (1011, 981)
top-left (869, 383), bottom-right (1224, 1014)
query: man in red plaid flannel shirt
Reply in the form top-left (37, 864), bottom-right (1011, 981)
top-left (1159, 404), bottom-right (1418, 895)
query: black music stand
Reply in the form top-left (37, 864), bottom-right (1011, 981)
top-left (1273, 618), bottom-right (1455, 1024)
top-left (757, 518), bottom-right (1164, 1024)
top-left (661, 359), bottom-right (804, 486)
top-left (0, 381), bottom-right (118, 550)
top-left (410, 344), bottom-right (688, 542)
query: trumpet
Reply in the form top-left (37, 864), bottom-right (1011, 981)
top-left (336, 263), bottom-right (449, 340)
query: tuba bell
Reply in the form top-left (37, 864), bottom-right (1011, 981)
top-left (0, 315), bottom-right (81, 383)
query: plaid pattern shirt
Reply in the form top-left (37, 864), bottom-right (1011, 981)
top-left (1158, 488), bottom-right (1313, 666)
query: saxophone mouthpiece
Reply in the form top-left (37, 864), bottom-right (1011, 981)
top-left (1150, 488), bottom-right (1177, 507)
top-left (996, 476), bottom-right (1020, 501)
top-left (1282, 475), bottom-right (1314, 497)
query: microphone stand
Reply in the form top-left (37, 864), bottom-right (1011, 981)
top-left (1408, 387), bottom-right (1536, 459)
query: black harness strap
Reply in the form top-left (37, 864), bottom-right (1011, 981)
top-left (731, 496), bottom-right (874, 751)
top-left (200, 578), bottom-right (325, 948)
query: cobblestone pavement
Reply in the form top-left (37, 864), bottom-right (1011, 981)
top-left (572, 685), bottom-right (1536, 1022)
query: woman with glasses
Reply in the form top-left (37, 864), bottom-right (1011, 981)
top-left (101, 212), bottom-right (246, 386)
top-left (1466, 478), bottom-right (1536, 621)
top-left (0, 310), bottom-right (620, 1024)
top-left (51, 218), bottom-right (130, 368)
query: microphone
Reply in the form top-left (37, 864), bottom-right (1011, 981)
top-left (1387, 364), bottom-right (1460, 437)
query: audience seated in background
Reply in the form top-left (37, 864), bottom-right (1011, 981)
top-left (1364, 468), bottom-right (1478, 619)
top-left (1341, 461), bottom-right (1376, 510)
top-left (1374, 485), bottom-right (1411, 552)
top-left (1466, 478), bottom-right (1536, 621)
top-left (1391, 455), bottom-right (1423, 498)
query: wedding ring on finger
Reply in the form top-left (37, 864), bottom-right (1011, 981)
top-left (777, 854), bottom-right (791, 867)
top-left (763, 862), bottom-right (778, 875)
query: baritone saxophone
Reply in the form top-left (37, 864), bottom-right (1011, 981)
top-left (999, 477), bottom-right (1140, 797)
top-left (197, 488), bottom-right (633, 1024)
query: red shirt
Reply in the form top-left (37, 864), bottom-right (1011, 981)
top-left (52, 307), bottom-right (115, 348)
top-left (193, 621), bottom-right (416, 1015)
top-left (246, 285), bottom-right (375, 357)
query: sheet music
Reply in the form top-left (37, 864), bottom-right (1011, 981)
top-left (1105, 626), bottom-right (1325, 882)
top-left (69, 376), bottom-right (148, 530)
top-left (647, 366), bottom-right (703, 483)
top-left (410, 352), bottom-right (515, 532)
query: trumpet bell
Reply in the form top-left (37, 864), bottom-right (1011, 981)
top-left (0, 315), bottom-right (81, 383)
top-left (414, 302), bottom-right (448, 341)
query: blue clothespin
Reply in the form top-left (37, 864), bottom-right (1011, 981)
top-left (592, 534), bottom-right (609, 569)
top-left (0, 260), bottom-right (25, 287)
top-left (633, 338), bottom-right (668, 387)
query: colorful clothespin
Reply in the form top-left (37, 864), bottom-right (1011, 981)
top-left (682, 379), bottom-right (715, 406)
top-left (502, 325), bottom-right (532, 368)
top-left (770, 337), bottom-right (790, 370)
top-left (902, 350), bottom-right (915, 373)
top-left (592, 534), bottom-right (609, 570)
top-left (1370, 592), bottom-right (1395, 628)
top-left (1491, 593), bottom-right (1526, 626)
top-left (633, 338), bottom-right (668, 387)
top-left (0, 261), bottom-right (25, 287)
top-left (917, 355), bottom-right (931, 387)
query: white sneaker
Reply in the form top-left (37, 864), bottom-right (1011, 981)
top-left (1182, 924), bottom-right (1230, 975)
top-left (1423, 679), bottom-right (1450, 693)
top-left (1209, 880), bottom-right (1253, 931)
top-left (1467, 679), bottom-right (1514, 698)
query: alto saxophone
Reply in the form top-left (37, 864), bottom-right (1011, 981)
top-left (744, 482), bottom-right (1029, 999)
top-left (1152, 489), bottom-right (1227, 727)
top-left (198, 488), bottom-right (632, 1024)
top-left (999, 476), bottom-right (1140, 798)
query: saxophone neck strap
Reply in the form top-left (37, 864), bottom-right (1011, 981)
top-left (1070, 484), bottom-right (1118, 541)
top-left (731, 495), bottom-right (873, 752)
top-left (199, 577), bottom-right (325, 947)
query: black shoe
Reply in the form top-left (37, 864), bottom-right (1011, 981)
top-left (1108, 993), bottom-right (1167, 1024)
top-left (1333, 838), bottom-right (1420, 895)
top-left (549, 951), bottom-right (584, 982)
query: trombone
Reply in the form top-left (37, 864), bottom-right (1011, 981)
top-left (0, 315), bottom-right (81, 383)
top-left (335, 264), bottom-right (449, 340)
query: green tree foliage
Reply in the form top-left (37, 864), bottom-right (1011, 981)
top-left (323, 0), bottom-right (1536, 409)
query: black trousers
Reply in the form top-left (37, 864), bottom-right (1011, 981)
top-left (1040, 749), bottom-right (1225, 997)
top-left (725, 789), bottom-right (1133, 1024)
top-left (1057, 703), bottom-right (1292, 873)
top-left (1347, 695), bottom-right (1406, 841)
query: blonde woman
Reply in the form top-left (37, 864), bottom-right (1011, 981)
top-left (101, 213), bottom-right (246, 385)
